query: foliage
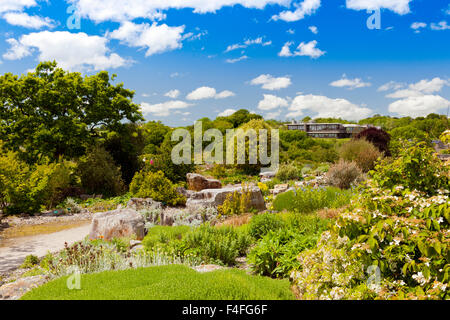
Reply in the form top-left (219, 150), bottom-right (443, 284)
top-left (276, 163), bottom-right (300, 181)
top-left (325, 159), bottom-right (364, 189)
top-left (217, 185), bottom-right (252, 216)
top-left (339, 139), bottom-right (381, 172)
top-left (248, 213), bottom-right (285, 240)
top-left (440, 130), bottom-right (450, 144)
top-left (142, 226), bottom-right (191, 249)
top-left (20, 255), bottom-right (40, 269)
top-left (257, 182), bottom-right (269, 196)
top-left (22, 264), bottom-right (294, 300)
top-left (77, 146), bottom-right (125, 197)
top-left (369, 141), bottom-right (449, 196)
top-left (355, 127), bottom-right (391, 156)
top-left (129, 170), bottom-right (185, 206)
top-left (0, 61), bottom-right (142, 163)
top-left (272, 186), bottom-right (353, 213)
top-left (292, 144), bottom-right (450, 300)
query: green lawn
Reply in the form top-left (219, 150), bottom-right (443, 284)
top-left (21, 265), bottom-right (295, 300)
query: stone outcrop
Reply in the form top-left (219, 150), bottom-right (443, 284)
top-left (126, 198), bottom-right (163, 211)
top-left (186, 185), bottom-right (265, 212)
top-left (0, 275), bottom-right (49, 300)
top-left (187, 173), bottom-right (222, 191)
top-left (89, 208), bottom-right (145, 241)
top-left (272, 184), bottom-right (289, 196)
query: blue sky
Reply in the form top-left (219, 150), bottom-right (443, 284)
top-left (0, 0), bottom-right (449, 126)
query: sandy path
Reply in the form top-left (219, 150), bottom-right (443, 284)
top-left (0, 224), bottom-right (91, 274)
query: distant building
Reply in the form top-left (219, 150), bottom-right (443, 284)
top-left (286, 120), bottom-right (380, 139)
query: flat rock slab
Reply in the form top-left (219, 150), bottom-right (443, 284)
top-left (0, 275), bottom-right (49, 300)
top-left (0, 224), bottom-right (91, 274)
top-left (89, 209), bottom-right (145, 241)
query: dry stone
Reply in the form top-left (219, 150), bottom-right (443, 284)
top-left (89, 208), bottom-right (145, 241)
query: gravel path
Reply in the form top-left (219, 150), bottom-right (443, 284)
top-left (0, 224), bottom-right (91, 274)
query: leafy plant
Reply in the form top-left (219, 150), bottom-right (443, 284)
top-left (338, 139), bottom-right (381, 172)
top-left (276, 163), bottom-right (300, 181)
top-left (217, 185), bottom-right (252, 216)
top-left (249, 213), bottom-right (285, 240)
top-left (325, 159), bottom-right (363, 189)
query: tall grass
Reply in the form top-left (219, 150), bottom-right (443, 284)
top-left (272, 186), bottom-right (353, 213)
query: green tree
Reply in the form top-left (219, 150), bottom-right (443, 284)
top-left (0, 61), bottom-right (143, 163)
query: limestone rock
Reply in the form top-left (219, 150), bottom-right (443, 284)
top-left (89, 209), bottom-right (145, 241)
top-left (273, 184), bottom-right (289, 196)
top-left (187, 173), bottom-right (222, 191)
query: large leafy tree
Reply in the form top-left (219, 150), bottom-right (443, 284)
top-left (0, 61), bottom-right (143, 163)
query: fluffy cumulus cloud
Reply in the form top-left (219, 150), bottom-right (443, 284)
top-left (218, 108), bottom-right (237, 117)
top-left (287, 94), bottom-right (373, 120)
top-left (378, 81), bottom-right (405, 92)
top-left (330, 76), bottom-right (371, 89)
top-left (430, 21), bottom-right (450, 31)
top-left (109, 21), bottom-right (185, 56)
top-left (309, 26), bottom-right (318, 34)
top-left (389, 95), bottom-right (450, 117)
top-left (346, 0), bottom-right (413, 15)
top-left (69, 0), bottom-right (292, 22)
top-left (3, 12), bottom-right (55, 29)
top-left (272, 0), bottom-right (321, 22)
top-left (257, 94), bottom-right (289, 110)
top-left (279, 40), bottom-right (325, 59)
top-left (0, 0), bottom-right (37, 13)
top-left (3, 31), bottom-right (129, 71)
top-left (186, 87), bottom-right (235, 100)
top-left (250, 74), bottom-right (292, 90)
top-left (411, 22), bottom-right (427, 32)
top-left (141, 100), bottom-right (193, 117)
top-left (384, 77), bottom-right (450, 117)
top-left (164, 89), bottom-right (181, 99)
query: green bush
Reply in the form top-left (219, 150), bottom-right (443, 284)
top-left (249, 229), bottom-right (318, 278)
top-left (77, 146), bottom-right (125, 197)
top-left (20, 255), bottom-right (40, 269)
top-left (276, 163), bottom-right (300, 181)
top-left (325, 159), bottom-right (363, 189)
top-left (292, 144), bottom-right (450, 300)
top-left (22, 265), bottom-right (294, 300)
top-left (272, 186), bottom-right (353, 213)
top-left (338, 139), bottom-right (381, 172)
top-left (129, 170), bottom-right (186, 206)
top-left (249, 213), bottom-right (285, 240)
top-left (217, 185), bottom-right (252, 216)
top-left (142, 226), bottom-right (191, 249)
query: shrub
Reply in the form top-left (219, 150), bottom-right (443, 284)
top-left (272, 186), bottom-right (353, 213)
top-left (355, 127), bottom-right (391, 156)
top-left (292, 144), bottom-right (450, 300)
top-left (248, 229), bottom-right (318, 278)
top-left (257, 182), bottom-right (269, 196)
top-left (217, 185), bottom-right (252, 216)
top-left (129, 170), bottom-right (186, 206)
top-left (249, 213), bottom-right (285, 240)
top-left (325, 159), bottom-right (363, 189)
top-left (143, 226), bottom-right (191, 250)
top-left (338, 139), bottom-right (381, 172)
top-left (77, 146), bottom-right (125, 197)
top-left (276, 163), bottom-right (300, 181)
top-left (20, 255), bottom-right (40, 269)
top-left (370, 141), bottom-right (449, 196)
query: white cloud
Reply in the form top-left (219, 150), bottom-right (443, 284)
top-left (272, 0), bottom-right (321, 22)
top-left (186, 87), bottom-right (235, 100)
top-left (164, 89), bottom-right (180, 99)
top-left (258, 94), bottom-right (289, 110)
top-left (265, 110), bottom-right (282, 119)
top-left (309, 26), bottom-right (318, 34)
top-left (2, 12), bottom-right (55, 29)
top-left (388, 95), bottom-right (450, 117)
top-left (250, 74), bottom-right (292, 91)
top-left (386, 78), bottom-right (449, 98)
top-left (141, 100), bottom-right (193, 117)
top-left (430, 21), bottom-right (450, 31)
top-left (287, 94), bottom-right (373, 120)
top-left (278, 40), bottom-right (325, 59)
top-left (346, 0), bottom-right (413, 15)
top-left (69, 0), bottom-right (292, 22)
top-left (218, 108), bottom-right (237, 117)
top-left (225, 37), bottom-right (271, 53)
top-left (378, 81), bottom-right (405, 91)
top-left (225, 55), bottom-right (248, 63)
top-left (287, 29), bottom-right (295, 34)
top-left (3, 31), bottom-right (129, 71)
top-left (330, 76), bottom-right (371, 89)
top-left (411, 22), bottom-right (427, 33)
top-left (0, 0), bottom-right (36, 13)
top-left (109, 21), bottom-right (185, 56)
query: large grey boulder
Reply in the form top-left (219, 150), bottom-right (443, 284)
top-left (126, 198), bottom-right (163, 211)
top-left (186, 186), bottom-right (266, 212)
top-left (187, 173), bottom-right (222, 191)
top-left (89, 208), bottom-right (145, 241)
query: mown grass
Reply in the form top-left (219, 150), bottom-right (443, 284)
top-left (21, 264), bottom-right (294, 300)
